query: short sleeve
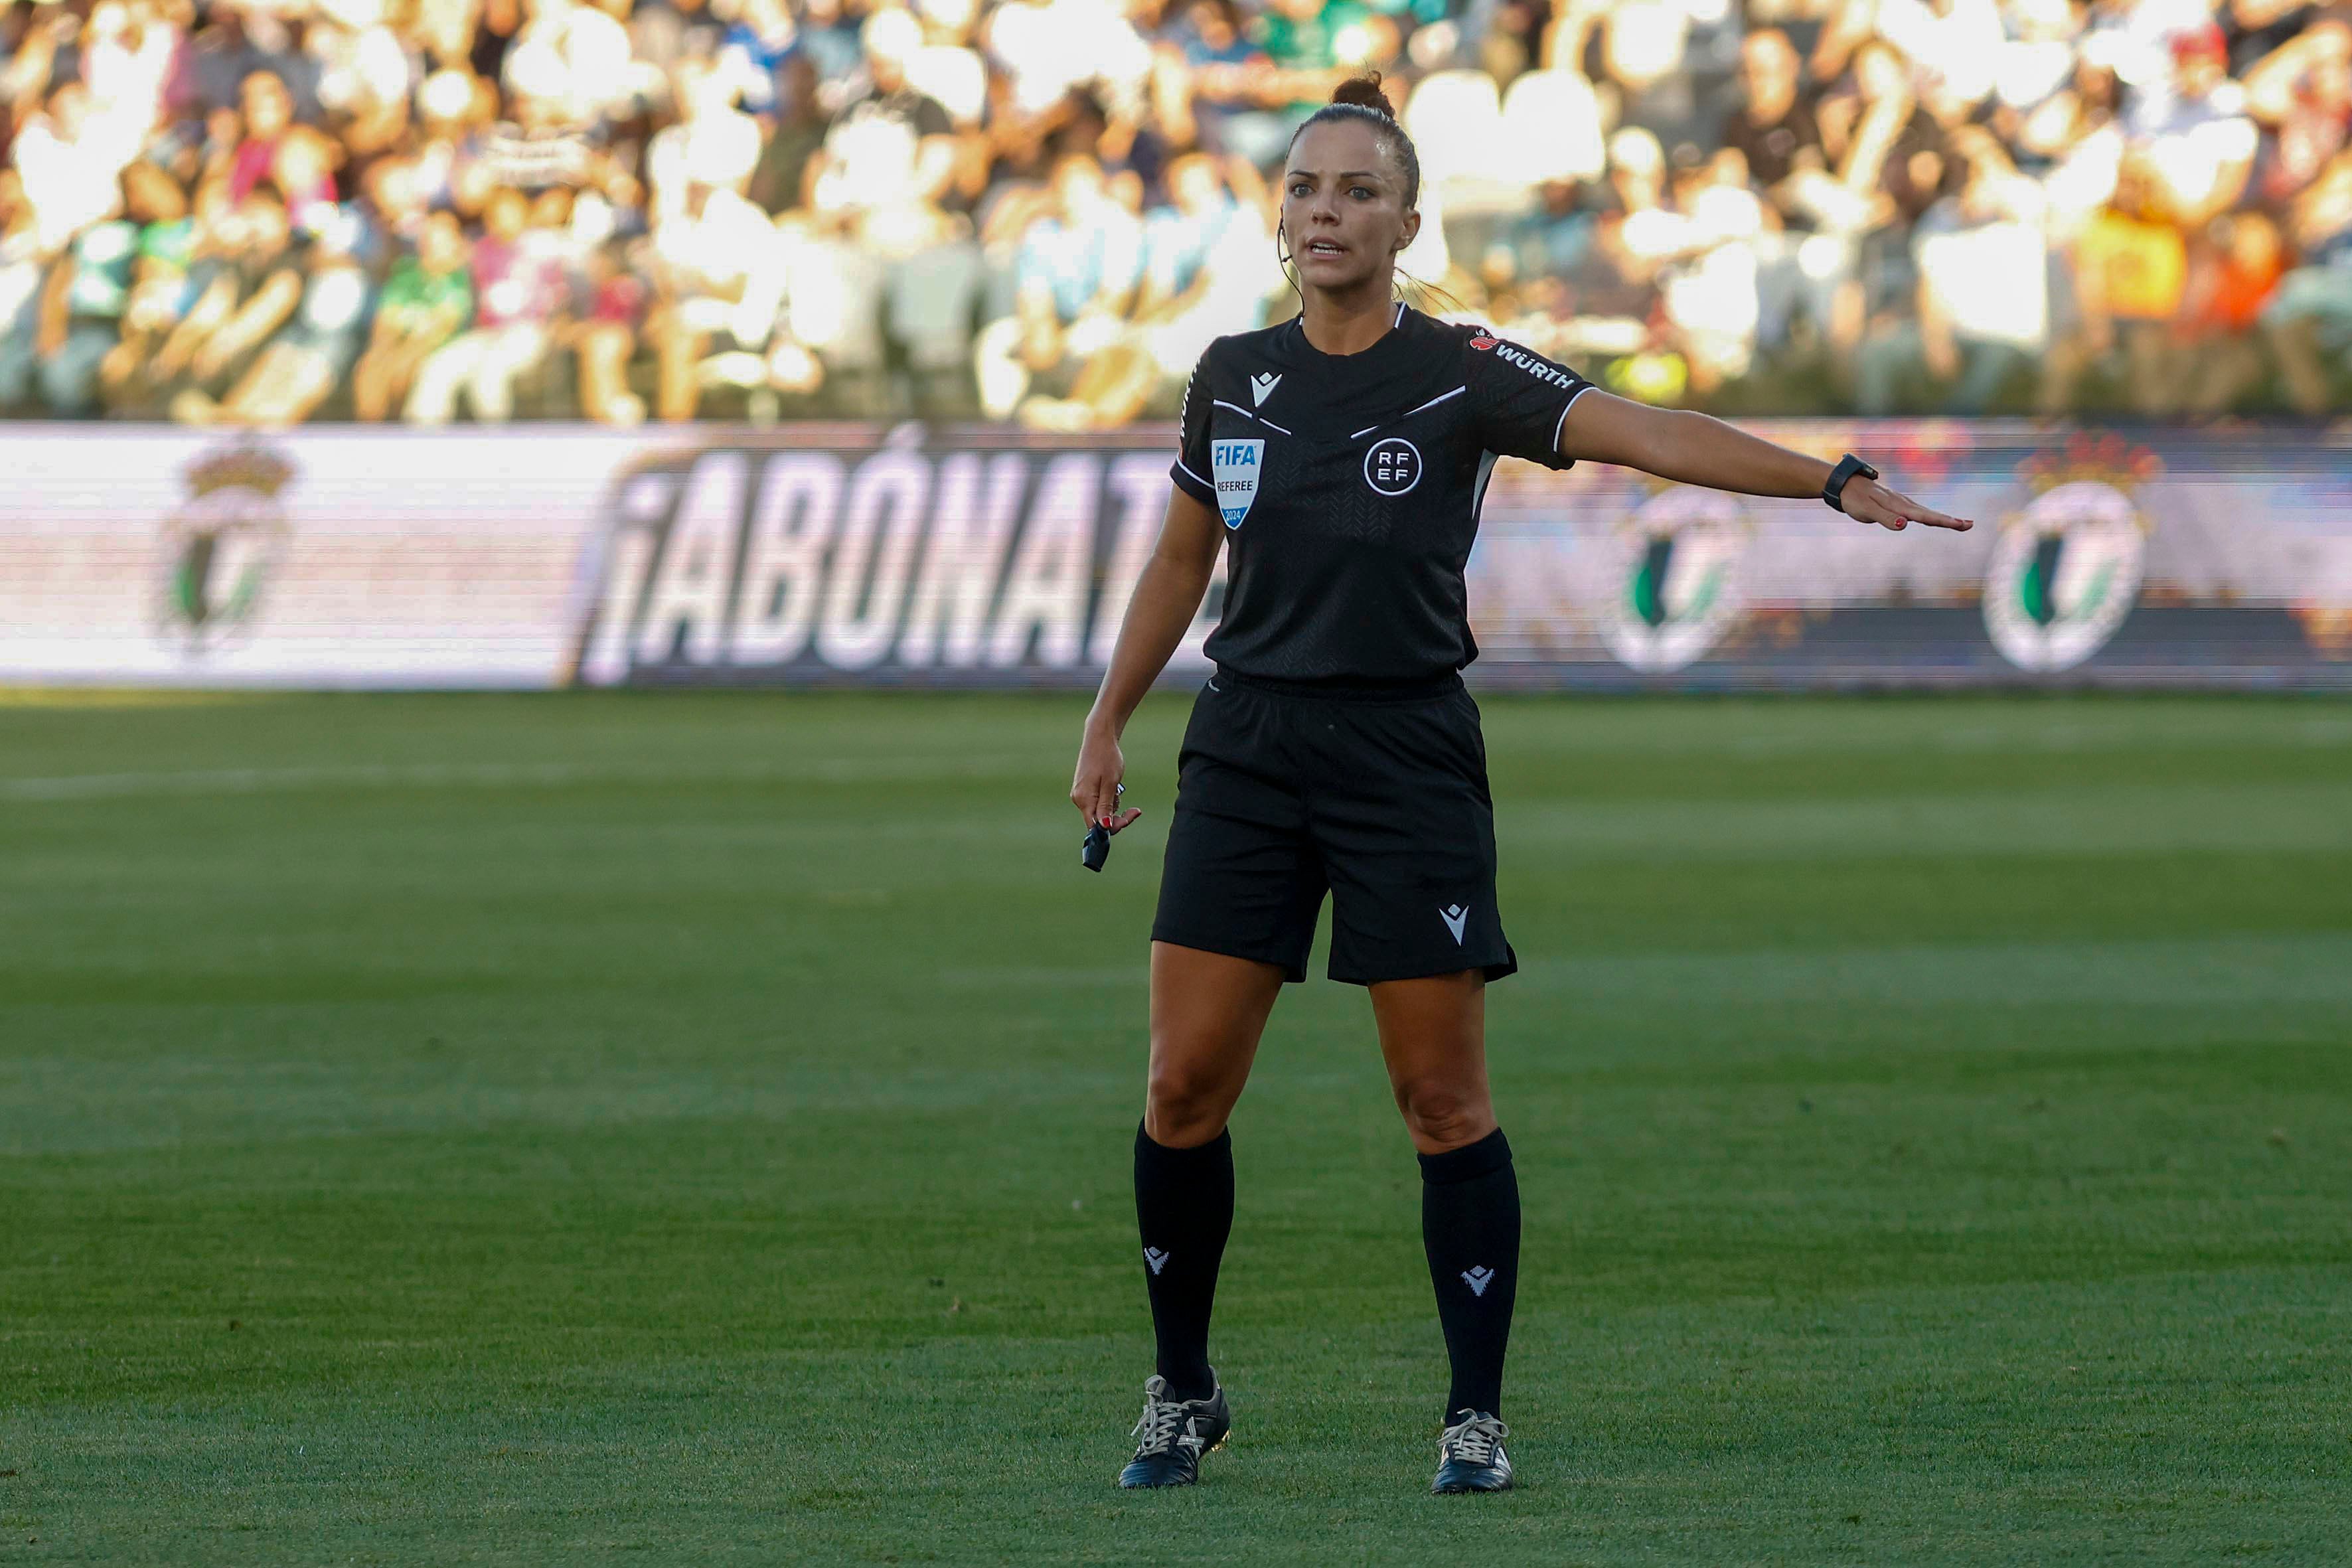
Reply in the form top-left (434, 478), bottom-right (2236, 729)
top-left (1170, 346), bottom-right (1217, 509)
top-left (1463, 328), bottom-right (1594, 472)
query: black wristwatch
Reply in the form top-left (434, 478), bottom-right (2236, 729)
top-left (1822, 453), bottom-right (1878, 514)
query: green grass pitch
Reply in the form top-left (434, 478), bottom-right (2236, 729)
top-left (3, 690), bottom-right (2349, 1565)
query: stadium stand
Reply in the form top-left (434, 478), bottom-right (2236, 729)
top-left (1, 0), bottom-right (2349, 425)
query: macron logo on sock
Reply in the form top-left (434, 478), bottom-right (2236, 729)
top-left (1144, 1247), bottom-right (1171, 1275)
top-left (1461, 1265), bottom-right (1495, 1296)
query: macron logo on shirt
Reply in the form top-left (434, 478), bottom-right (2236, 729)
top-left (1251, 372), bottom-right (1281, 406)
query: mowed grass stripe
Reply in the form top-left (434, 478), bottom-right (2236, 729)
top-left (11, 1056), bottom-right (2343, 1368)
top-left (5, 925), bottom-right (2343, 1158)
top-left (8, 1269), bottom-right (2345, 1565)
top-left (11, 924), bottom-right (2347, 1012)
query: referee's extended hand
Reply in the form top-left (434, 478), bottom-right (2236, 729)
top-left (1072, 724), bottom-right (1144, 833)
top-left (1841, 475), bottom-right (1973, 532)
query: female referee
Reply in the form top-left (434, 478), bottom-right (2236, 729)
top-left (1070, 74), bottom-right (1972, 1496)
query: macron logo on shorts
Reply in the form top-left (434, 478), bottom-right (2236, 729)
top-left (1439, 904), bottom-right (1469, 944)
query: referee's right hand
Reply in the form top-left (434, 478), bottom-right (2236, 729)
top-left (1072, 723), bottom-right (1144, 833)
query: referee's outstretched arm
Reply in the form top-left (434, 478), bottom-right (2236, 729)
top-left (1071, 486), bottom-right (1224, 834)
top-left (1557, 390), bottom-right (1976, 534)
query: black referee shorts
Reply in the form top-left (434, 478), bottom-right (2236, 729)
top-left (1151, 670), bottom-right (1517, 986)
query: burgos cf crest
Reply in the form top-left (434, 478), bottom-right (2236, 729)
top-left (158, 443), bottom-right (294, 654)
top-left (1211, 438), bottom-right (1263, 530)
top-left (1983, 445), bottom-right (2154, 673)
top-left (1602, 487), bottom-right (1749, 673)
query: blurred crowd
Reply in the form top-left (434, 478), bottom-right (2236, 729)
top-left (4, 0), bottom-right (2351, 427)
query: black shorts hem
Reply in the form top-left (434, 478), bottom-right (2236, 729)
top-left (1149, 927), bottom-right (1310, 984)
top-left (1328, 948), bottom-right (1518, 988)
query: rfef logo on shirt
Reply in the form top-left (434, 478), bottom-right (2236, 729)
top-left (1364, 437), bottom-right (1421, 497)
top-left (1211, 439), bottom-right (1264, 530)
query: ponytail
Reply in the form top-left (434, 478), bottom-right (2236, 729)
top-left (1328, 74), bottom-right (1393, 116)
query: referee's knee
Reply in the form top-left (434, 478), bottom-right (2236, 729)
top-left (1393, 1077), bottom-right (1495, 1152)
top-left (1144, 1060), bottom-right (1236, 1148)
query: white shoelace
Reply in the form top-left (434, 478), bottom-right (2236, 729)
top-left (1441, 1413), bottom-right (1508, 1466)
top-left (1131, 1381), bottom-right (1206, 1456)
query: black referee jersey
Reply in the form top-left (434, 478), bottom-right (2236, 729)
top-left (1150, 305), bottom-right (1595, 984)
top-left (1168, 303), bottom-right (1595, 686)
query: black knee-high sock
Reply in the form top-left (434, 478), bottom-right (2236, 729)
top-left (1419, 1127), bottom-right (1520, 1421)
top-left (1133, 1122), bottom-right (1234, 1402)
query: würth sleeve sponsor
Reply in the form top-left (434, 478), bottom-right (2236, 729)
top-left (1462, 327), bottom-right (1593, 472)
top-left (1170, 346), bottom-right (1219, 509)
